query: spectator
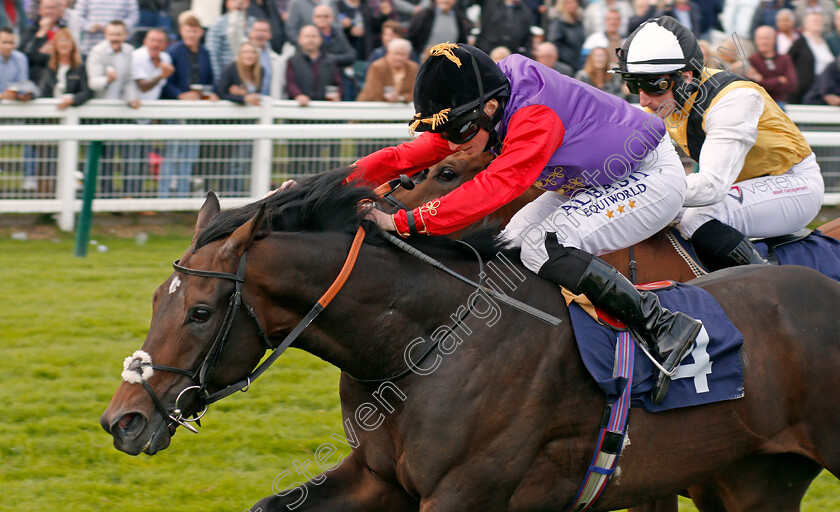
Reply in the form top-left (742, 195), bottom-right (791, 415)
top-left (128, 28), bottom-right (173, 195)
top-left (249, 17), bottom-right (287, 98)
top-left (247, 0), bottom-right (286, 53)
top-left (59, 0), bottom-right (85, 44)
top-left (86, 19), bottom-right (138, 196)
top-left (33, 28), bottom-right (90, 194)
top-left (532, 40), bottom-right (573, 76)
top-left (160, 14), bottom-right (217, 198)
top-left (286, 24), bottom-right (342, 104)
top-left (547, 0), bottom-right (584, 72)
top-left (36, 27), bottom-right (91, 107)
top-left (19, 0), bottom-right (66, 82)
top-left (366, 19), bottom-right (417, 76)
top-left (747, 24), bottom-right (798, 107)
top-left (0, 0), bottom-right (25, 36)
top-left (0, 27), bottom-right (36, 98)
top-left (775, 8), bottom-right (799, 54)
top-left (286, 0), bottom-right (333, 41)
top-left (750, 0), bottom-right (786, 34)
top-left (132, 28), bottom-right (173, 100)
top-left (139, 0), bottom-right (173, 35)
top-left (86, 20), bottom-right (136, 101)
top-left (710, 35), bottom-right (751, 75)
top-left (722, 0), bottom-right (761, 39)
top-left (312, 4), bottom-right (356, 67)
top-left (312, 4), bottom-right (356, 97)
top-left (217, 41), bottom-right (263, 193)
top-left (789, 11), bottom-right (834, 103)
top-left (581, 7), bottom-right (622, 66)
top-left (696, 0), bottom-right (723, 38)
top-left (583, 0), bottom-right (632, 37)
top-left (392, 0), bottom-right (428, 26)
top-left (793, 0), bottom-right (834, 29)
top-left (665, 0), bottom-right (702, 37)
top-left (1, 26), bottom-right (37, 193)
top-left (74, 0), bottom-right (139, 55)
top-left (217, 40), bottom-right (263, 104)
top-left (286, 25), bottom-right (342, 174)
top-left (827, 8), bottom-right (840, 56)
top-left (406, 0), bottom-right (471, 56)
top-left (356, 37), bottom-right (417, 100)
top-left (489, 45), bottom-right (511, 62)
top-left (627, 0), bottom-right (656, 35)
top-left (803, 55), bottom-right (840, 104)
top-left (206, 0), bottom-right (256, 82)
top-left (163, 14), bottom-right (214, 100)
top-left (474, 0), bottom-right (533, 55)
top-left (337, 0), bottom-right (382, 61)
top-left (574, 46), bottom-right (623, 97)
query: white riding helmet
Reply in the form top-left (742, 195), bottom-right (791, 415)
top-left (613, 16), bottom-right (703, 78)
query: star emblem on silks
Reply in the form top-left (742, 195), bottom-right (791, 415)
top-left (617, 205), bottom-right (626, 214)
top-left (628, 200), bottom-right (636, 209)
top-left (606, 210), bottom-right (615, 219)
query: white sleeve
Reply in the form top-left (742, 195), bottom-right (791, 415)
top-left (683, 87), bottom-right (763, 207)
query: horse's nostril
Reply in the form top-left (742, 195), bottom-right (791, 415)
top-left (112, 413), bottom-right (145, 438)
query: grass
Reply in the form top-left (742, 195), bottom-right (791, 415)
top-left (1, 229), bottom-right (838, 511)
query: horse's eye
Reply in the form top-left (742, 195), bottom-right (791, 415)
top-left (439, 168), bottom-right (457, 181)
top-left (191, 307), bottom-right (212, 323)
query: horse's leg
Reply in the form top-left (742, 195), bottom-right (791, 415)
top-left (686, 454), bottom-right (822, 512)
top-left (251, 453), bottom-right (418, 512)
top-left (627, 496), bottom-right (678, 512)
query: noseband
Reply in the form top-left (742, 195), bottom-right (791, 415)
top-left (120, 226), bottom-right (367, 435)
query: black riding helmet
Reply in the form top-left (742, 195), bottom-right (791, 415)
top-left (612, 16), bottom-right (704, 104)
top-left (409, 43), bottom-right (510, 144)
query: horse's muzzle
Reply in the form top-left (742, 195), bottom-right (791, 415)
top-left (100, 409), bottom-right (172, 456)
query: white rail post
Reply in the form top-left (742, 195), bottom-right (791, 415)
top-left (251, 97), bottom-right (273, 198)
top-left (57, 110), bottom-right (80, 231)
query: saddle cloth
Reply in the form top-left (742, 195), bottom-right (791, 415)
top-left (671, 228), bottom-right (840, 282)
top-left (569, 282), bottom-right (745, 412)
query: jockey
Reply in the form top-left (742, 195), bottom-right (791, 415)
top-left (613, 16), bottom-right (824, 270)
top-left (358, 42), bottom-right (700, 404)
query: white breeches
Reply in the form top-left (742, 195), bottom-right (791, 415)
top-left (501, 138), bottom-right (687, 274)
top-left (678, 153), bottom-right (824, 239)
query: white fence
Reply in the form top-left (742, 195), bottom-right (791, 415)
top-left (1, 99), bottom-right (839, 231)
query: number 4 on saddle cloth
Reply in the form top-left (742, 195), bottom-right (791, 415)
top-left (569, 281), bottom-right (745, 413)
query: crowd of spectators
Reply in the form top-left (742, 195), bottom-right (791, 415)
top-left (3, 0), bottom-right (840, 193)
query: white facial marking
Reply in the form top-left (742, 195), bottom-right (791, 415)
top-left (169, 276), bottom-right (182, 294)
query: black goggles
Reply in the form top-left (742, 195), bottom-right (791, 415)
top-left (440, 119), bottom-right (482, 144)
top-left (625, 75), bottom-right (676, 96)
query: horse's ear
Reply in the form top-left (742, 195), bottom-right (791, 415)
top-left (222, 203), bottom-right (266, 258)
top-left (193, 191), bottom-right (221, 245)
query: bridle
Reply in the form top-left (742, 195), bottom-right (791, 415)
top-left (122, 226), bottom-right (367, 435)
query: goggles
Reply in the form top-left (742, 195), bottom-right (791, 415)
top-left (625, 74), bottom-right (677, 96)
top-left (440, 119), bottom-right (482, 144)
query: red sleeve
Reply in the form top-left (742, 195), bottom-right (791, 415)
top-left (393, 104), bottom-right (565, 236)
top-left (350, 131), bottom-right (457, 186)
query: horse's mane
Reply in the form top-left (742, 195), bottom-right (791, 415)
top-left (193, 167), bottom-right (516, 261)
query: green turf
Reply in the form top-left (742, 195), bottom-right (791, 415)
top-left (1, 233), bottom-right (838, 511)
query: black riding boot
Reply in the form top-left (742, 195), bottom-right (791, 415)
top-left (538, 239), bottom-right (701, 404)
top-left (691, 219), bottom-right (769, 271)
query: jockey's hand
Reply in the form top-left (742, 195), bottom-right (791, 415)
top-left (364, 206), bottom-right (397, 232)
top-left (263, 179), bottom-right (297, 198)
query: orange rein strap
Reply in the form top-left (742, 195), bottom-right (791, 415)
top-left (204, 225), bottom-right (367, 406)
top-left (318, 225), bottom-right (366, 307)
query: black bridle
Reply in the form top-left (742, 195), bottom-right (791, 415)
top-left (129, 227), bottom-right (368, 435)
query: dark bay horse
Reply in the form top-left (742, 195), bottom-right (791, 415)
top-left (101, 170), bottom-right (840, 512)
top-left (392, 154), bottom-right (840, 283)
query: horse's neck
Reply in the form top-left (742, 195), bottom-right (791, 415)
top-left (255, 234), bottom-right (470, 380)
